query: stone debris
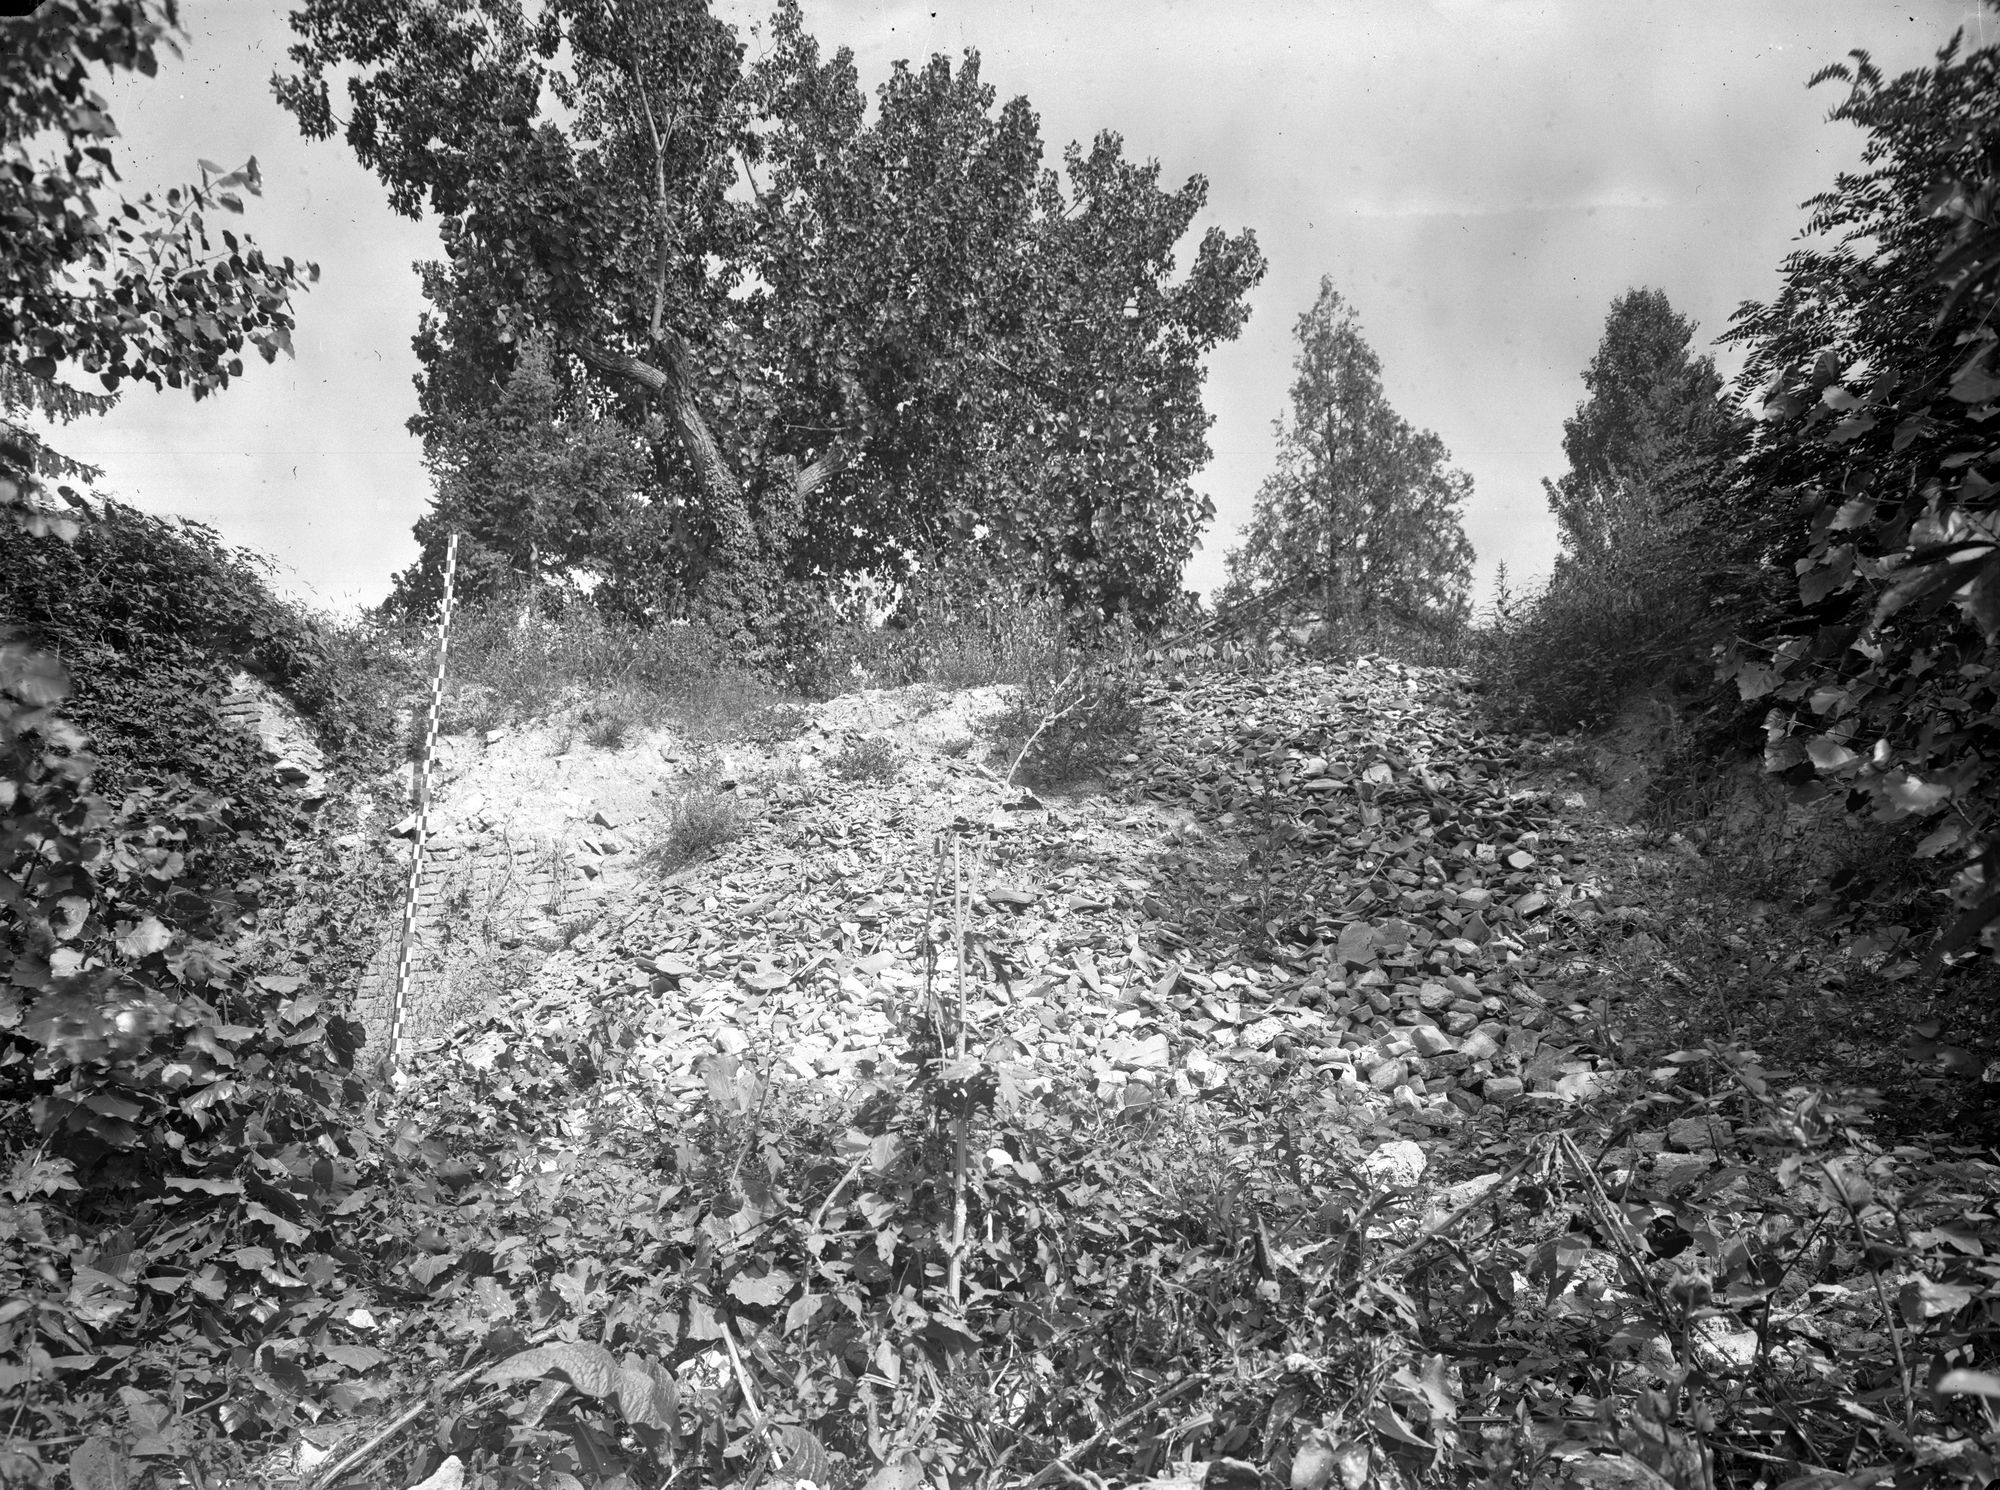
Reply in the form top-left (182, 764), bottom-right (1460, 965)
top-left (405, 656), bottom-right (1644, 1194)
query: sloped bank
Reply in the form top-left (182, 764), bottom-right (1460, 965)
top-left (293, 654), bottom-right (2000, 1490)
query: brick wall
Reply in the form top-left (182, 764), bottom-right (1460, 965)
top-left (353, 825), bottom-right (605, 1047)
top-left (215, 672), bottom-right (328, 796)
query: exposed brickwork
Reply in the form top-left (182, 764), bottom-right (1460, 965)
top-left (215, 672), bottom-right (328, 796)
top-left (353, 825), bottom-right (607, 1047)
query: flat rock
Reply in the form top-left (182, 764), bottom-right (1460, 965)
top-left (1104, 1033), bottom-right (1171, 1070)
top-left (1360, 1139), bottom-right (1428, 1188)
top-left (1667, 1116), bottom-right (1720, 1151)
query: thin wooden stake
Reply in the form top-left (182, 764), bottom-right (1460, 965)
top-left (384, 530), bottom-right (460, 1084)
top-left (948, 839), bottom-right (971, 1307)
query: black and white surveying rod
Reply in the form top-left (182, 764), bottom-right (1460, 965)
top-left (384, 531), bottom-right (460, 1085)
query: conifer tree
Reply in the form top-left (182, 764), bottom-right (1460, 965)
top-left (1542, 287), bottom-right (1731, 561)
top-left (1224, 278), bottom-right (1473, 629)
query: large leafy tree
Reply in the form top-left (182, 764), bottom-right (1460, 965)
top-left (1716, 21), bottom-right (2000, 957)
top-left (986, 135), bottom-right (1265, 615)
top-left (1, 0), bottom-right (315, 538)
top-left (1543, 288), bottom-right (1732, 560)
top-left (274, 0), bottom-right (1262, 626)
top-left (386, 339), bottom-right (658, 616)
top-left (1223, 279), bottom-right (1473, 629)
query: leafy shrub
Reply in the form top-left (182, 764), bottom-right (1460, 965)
top-left (0, 632), bottom-right (412, 1485)
top-left (829, 734), bottom-right (898, 782)
top-left (5, 499), bottom-right (405, 902)
top-left (738, 700), bottom-right (814, 744)
top-left (987, 666), bottom-right (1143, 787)
top-left (1478, 535), bottom-right (1722, 731)
top-left (643, 779), bottom-right (750, 874)
top-left (1714, 34), bottom-right (2000, 960)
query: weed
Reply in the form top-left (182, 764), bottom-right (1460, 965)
top-left (739, 701), bottom-right (814, 745)
top-left (829, 734), bottom-right (898, 782)
top-left (987, 666), bottom-right (1143, 788)
top-left (581, 700), bottom-right (634, 750)
top-left (644, 777), bottom-right (750, 875)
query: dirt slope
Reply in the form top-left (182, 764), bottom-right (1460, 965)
top-left (298, 651), bottom-right (2000, 1490)
top-left (408, 655), bottom-right (1619, 1153)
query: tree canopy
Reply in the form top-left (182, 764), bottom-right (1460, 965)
top-left (0, 0), bottom-right (315, 539)
top-left (1223, 278), bottom-right (1473, 631)
top-left (386, 339), bottom-right (659, 617)
top-left (1542, 287), bottom-right (1732, 561)
top-left (274, 0), bottom-right (1264, 632)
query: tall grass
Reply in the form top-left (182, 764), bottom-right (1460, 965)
top-left (378, 602), bottom-right (787, 743)
top-left (815, 589), bottom-right (1074, 693)
top-left (367, 584), bottom-right (1152, 756)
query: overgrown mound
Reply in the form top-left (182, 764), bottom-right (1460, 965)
top-left (5, 499), bottom-right (402, 887)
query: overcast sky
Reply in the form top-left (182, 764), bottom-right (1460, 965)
top-left (54, 0), bottom-right (1995, 615)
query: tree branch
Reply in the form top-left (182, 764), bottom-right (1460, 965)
top-left (794, 446), bottom-right (845, 501)
top-left (571, 338), bottom-right (743, 517)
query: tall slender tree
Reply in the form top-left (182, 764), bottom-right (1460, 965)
top-left (1224, 279), bottom-right (1473, 628)
top-left (1543, 287), bottom-right (1732, 560)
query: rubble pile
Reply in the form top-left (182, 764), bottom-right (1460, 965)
top-left (441, 655), bottom-right (1631, 1159)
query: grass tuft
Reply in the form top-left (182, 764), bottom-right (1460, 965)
top-left (643, 778), bottom-right (750, 876)
top-left (829, 735), bottom-right (898, 782)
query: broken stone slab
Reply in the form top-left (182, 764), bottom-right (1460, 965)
top-left (1360, 1139), bottom-right (1428, 1188)
top-left (1458, 1029), bottom-right (1502, 1062)
top-left (1667, 1115), bottom-right (1721, 1151)
top-left (1408, 1025), bottom-right (1455, 1058)
top-left (1651, 1152), bottom-right (1713, 1193)
top-left (1103, 1033), bottom-right (1171, 1070)
top-left (1368, 1057), bottom-right (1409, 1092)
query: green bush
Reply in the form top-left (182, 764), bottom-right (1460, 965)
top-left (1476, 535), bottom-right (1720, 732)
top-left (0, 629), bottom-right (411, 1485)
top-left (643, 779), bottom-right (750, 874)
top-left (4, 500), bottom-right (405, 902)
top-left (987, 665), bottom-right (1144, 788)
top-left (829, 734), bottom-right (898, 782)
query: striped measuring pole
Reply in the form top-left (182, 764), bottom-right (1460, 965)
top-left (384, 531), bottom-right (460, 1085)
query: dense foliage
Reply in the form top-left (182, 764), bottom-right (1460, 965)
top-left (0, 0), bottom-right (315, 495)
top-left (275, 0), bottom-right (1263, 636)
top-left (387, 339), bottom-right (658, 618)
top-left (1713, 26), bottom-right (2000, 959)
top-left (1482, 290), bottom-right (1741, 731)
top-left (1222, 278), bottom-right (1475, 636)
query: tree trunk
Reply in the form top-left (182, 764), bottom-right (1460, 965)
top-left (573, 338), bottom-right (742, 511)
top-left (573, 334), bottom-right (847, 548)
